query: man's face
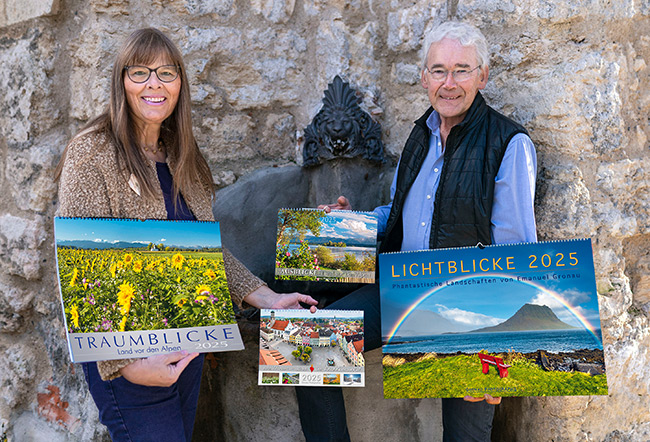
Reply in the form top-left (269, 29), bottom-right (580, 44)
top-left (421, 38), bottom-right (488, 128)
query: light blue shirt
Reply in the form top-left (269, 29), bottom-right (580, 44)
top-left (374, 110), bottom-right (537, 251)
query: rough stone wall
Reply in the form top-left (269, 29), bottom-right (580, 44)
top-left (0, 0), bottom-right (648, 441)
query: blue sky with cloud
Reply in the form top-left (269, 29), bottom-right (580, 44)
top-left (379, 240), bottom-right (602, 336)
top-left (308, 210), bottom-right (378, 245)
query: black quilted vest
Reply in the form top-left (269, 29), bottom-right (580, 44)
top-left (379, 92), bottom-right (528, 253)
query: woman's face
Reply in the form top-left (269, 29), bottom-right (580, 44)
top-left (124, 56), bottom-right (181, 131)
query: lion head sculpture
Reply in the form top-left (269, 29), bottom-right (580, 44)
top-left (302, 76), bottom-right (384, 167)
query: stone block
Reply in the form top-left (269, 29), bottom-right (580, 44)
top-left (6, 131), bottom-right (63, 212)
top-left (179, 26), bottom-right (243, 55)
top-left (393, 62), bottom-right (421, 85)
top-left (313, 19), bottom-right (351, 93)
top-left (387, 0), bottom-right (438, 53)
top-left (620, 233), bottom-right (650, 311)
top-left (185, 0), bottom-right (237, 18)
top-left (535, 164), bottom-right (595, 240)
top-left (251, 0), bottom-right (296, 24)
top-left (1, 0), bottom-right (59, 27)
top-left (303, 0), bottom-right (361, 16)
top-left (0, 215), bottom-right (46, 280)
top-left (0, 343), bottom-right (36, 409)
top-left (0, 280), bottom-right (33, 333)
top-left (348, 22), bottom-right (381, 90)
top-left (0, 36), bottom-right (48, 145)
top-left (10, 412), bottom-right (75, 442)
top-left (262, 113), bottom-right (298, 161)
top-left (199, 114), bottom-right (256, 163)
top-left (596, 159), bottom-right (650, 237)
top-left (192, 27), bottom-right (305, 110)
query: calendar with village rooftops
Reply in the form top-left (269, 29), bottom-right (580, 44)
top-left (54, 217), bottom-right (244, 362)
top-left (258, 309), bottom-right (365, 387)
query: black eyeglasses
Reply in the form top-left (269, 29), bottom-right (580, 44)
top-left (124, 65), bottom-right (180, 83)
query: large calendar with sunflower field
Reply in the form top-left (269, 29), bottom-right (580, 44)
top-left (54, 217), bottom-right (244, 362)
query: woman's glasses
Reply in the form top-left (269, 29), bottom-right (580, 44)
top-left (124, 65), bottom-right (180, 83)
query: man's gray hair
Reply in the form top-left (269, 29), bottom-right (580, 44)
top-left (421, 21), bottom-right (489, 70)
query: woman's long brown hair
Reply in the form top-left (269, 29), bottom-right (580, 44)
top-left (55, 28), bottom-right (214, 202)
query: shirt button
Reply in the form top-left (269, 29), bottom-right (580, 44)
top-left (421, 222), bottom-right (426, 227)
top-left (434, 168), bottom-right (439, 173)
top-left (427, 194), bottom-right (431, 199)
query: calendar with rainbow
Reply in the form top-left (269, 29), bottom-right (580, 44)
top-left (379, 239), bottom-right (608, 399)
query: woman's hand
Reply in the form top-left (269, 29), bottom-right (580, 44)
top-left (463, 394), bottom-right (502, 405)
top-left (243, 285), bottom-right (318, 313)
top-left (120, 351), bottom-right (199, 387)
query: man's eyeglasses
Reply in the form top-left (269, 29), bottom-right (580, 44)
top-left (425, 65), bottom-right (481, 82)
top-left (124, 65), bottom-right (180, 83)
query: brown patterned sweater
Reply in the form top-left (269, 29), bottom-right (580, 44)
top-left (56, 130), bottom-right (266, 380)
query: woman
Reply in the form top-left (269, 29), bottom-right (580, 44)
top-left (55, 28), bottom-right (317, 441)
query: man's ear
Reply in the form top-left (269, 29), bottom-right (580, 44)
top-left (478, 66), bottom-right (489, 89)
top-left (421, 68), bottom-right (429, 89)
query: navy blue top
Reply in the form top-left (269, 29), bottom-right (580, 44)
top-left (156, 162), bottom-right (196, 221)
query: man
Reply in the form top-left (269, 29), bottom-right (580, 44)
top-left (296, 21), bottom-right (537, 441)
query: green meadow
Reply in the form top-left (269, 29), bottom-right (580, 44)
top-left (383, 353), bottom-right (608, 398)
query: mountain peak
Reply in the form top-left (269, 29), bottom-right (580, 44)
top-left (470, 303), bottom-right (576, 333)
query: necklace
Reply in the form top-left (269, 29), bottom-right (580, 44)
top-left (141, 140), bottom-right (164, 155)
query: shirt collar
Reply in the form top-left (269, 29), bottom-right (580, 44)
top-left (426, 109), bottom-right (441, 136)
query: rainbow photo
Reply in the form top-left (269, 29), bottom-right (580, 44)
top-left (379, 239), bottom-right (608, 399)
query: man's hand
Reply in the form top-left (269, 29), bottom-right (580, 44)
top-left (244, 285), bottom-right (318, 313)
top-left (317, 195), bottom-right (351, 213)
top-left (463, 394), bottom-right (502, 405)
top-left (120, 351), bottom-right (199, 387)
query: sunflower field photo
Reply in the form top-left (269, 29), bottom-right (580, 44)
top-left (54, 218), bottom-right (236, 335)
